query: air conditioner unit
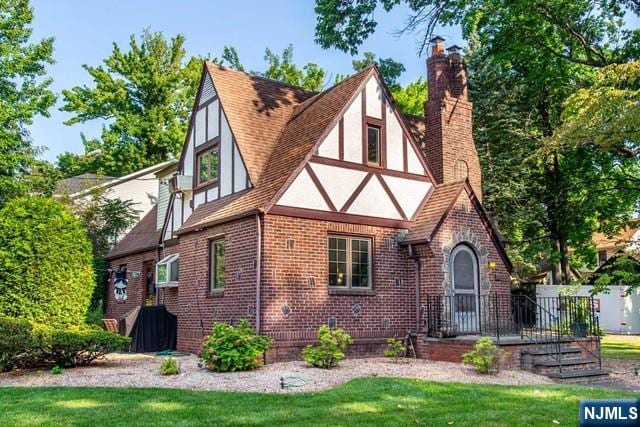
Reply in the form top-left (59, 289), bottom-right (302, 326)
top-left (168, 175), bottom-right (193, 193)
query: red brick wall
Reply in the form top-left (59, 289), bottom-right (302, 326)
top-left (175, 216), bottom-right (258, 353)
top-left (261, 215), bottom-right (414, 347)
top-left (105, 249), bottom-right (157, 319)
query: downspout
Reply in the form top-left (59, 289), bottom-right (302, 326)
top-left (409, 244), bottom-right (421, 333)
top-left (255, 213), bottom-right (262, 334)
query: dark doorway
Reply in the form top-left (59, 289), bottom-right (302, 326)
top-left (143, 261), bottom-right (156, 306)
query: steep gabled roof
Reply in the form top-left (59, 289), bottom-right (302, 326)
top-left (177, 67), bottom-right (373, 234)
top-left (54, 173), bottom-right (116, 196)
top-left (206, 63), bottom-right (316, 184)
top-left (105, 205), bottom-right (160, 260)
top-left (402, 179), bottom-right (512, 271)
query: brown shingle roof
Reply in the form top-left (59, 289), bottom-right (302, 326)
top-left (105, 205), bottom-right (160, 260)
top-left (402, 180), bottom-right (466, 243)
top-left (177, 67), bottom-right (374, 234)
top-left (206, 63), bottom-right (316, 184)
top-left (592, 219), bottom-right (640, 250)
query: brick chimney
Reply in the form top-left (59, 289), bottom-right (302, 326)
top-left (423, 38), bottom-right (482, 200)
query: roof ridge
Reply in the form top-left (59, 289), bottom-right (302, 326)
top-left (205, 61), bottom-right (317, 95)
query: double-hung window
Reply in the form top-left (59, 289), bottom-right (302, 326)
top-left (328, 235), bottom-right (372, 289)
top-left (156, 254), bottom-right (179, 287)
top-left (209, 239), bottom-right (225, 291)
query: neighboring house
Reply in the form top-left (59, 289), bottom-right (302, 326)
top-left (105, 38), bottom-right (513, 359)
top-left (592, 219), bottom-right (640, 267)
top-left (55, 160), bottom-right (178, 237)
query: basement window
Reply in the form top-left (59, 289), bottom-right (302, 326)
top-left (156, 254), bottom-right (179, 287)
top-left (328, 235), bottom-right (372, 289)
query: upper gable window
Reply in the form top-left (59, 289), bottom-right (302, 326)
top-left (197, 146), bottom-right (219, 186)
top-left (367, 125), bottom-right (381, 166)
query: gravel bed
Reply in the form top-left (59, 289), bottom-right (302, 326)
top-left (0, 353), bottom-right (552, 393)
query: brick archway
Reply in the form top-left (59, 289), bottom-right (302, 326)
top-left (442, 228), bottom-right (490, 296)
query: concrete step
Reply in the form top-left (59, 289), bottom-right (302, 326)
top-left (547, 369), bottom-right (610, 384)
top-left (534, 358), bottom-right (594, 367)
top-left (521, 348), bottom-right (582, 356)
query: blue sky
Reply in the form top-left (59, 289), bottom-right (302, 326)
top-left (29, 0), bottom-right (464, 163)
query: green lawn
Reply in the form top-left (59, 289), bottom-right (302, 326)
top-left (0, 378), bottom-right (636, 426)
top-left (602, 335), bottom-right (640, 360)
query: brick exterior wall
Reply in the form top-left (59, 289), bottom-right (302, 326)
top-left (174, 216), bottom-right (258, 353)
top-left (417, 190), bottom-right (511, 333)
top-left (261, 214), bottom-right (415, 359)
top-left (105, 249), bottom-right (157, 319)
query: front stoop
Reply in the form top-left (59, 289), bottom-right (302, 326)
top-left (520, 342), bottom-right (609, 383)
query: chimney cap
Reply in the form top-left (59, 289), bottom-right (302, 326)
top-left (446, 45), bottom-right (463, 53)
top-left (429, 36), bottom-right (446, 44)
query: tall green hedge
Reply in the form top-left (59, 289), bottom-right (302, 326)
top-left (0, 197), bottom-right (95, 327)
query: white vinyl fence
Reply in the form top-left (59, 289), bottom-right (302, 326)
top-left (536, 285), bottom-right (640, 334)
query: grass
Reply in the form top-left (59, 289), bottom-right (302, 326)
top-left (602, 335), bottom-right (640, 360)
top-left (0, 378), bottom-right (637, 426)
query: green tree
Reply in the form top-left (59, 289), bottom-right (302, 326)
top-left (262, 45), bottom-right (325, 92)
top-left (0, 0), bottom-right (56, 204)
top-left (0, 197), bottom-right (94, 327)
top-left (62, 191), bottom-right (139, 310)
top-left (60, 30), bottom-right (202, 177)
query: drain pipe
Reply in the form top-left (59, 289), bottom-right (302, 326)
top-left (255, 214), bottom-right (262, 334)
top-left (410, 244), bottom-right (421, 333)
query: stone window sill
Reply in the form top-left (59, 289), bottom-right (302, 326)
top-left (328, 288), bottom-right (376, 296)
top-left (206, 288), bottom-right (225, 298)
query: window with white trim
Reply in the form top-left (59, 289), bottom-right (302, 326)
top-left (328, 235), bottom-right (372, 288)
top-left (156, 254), bottom-right (179, 287)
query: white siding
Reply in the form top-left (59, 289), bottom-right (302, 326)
top-left (365, 77), bottom-right (382, 119)
top-left (407, 144), bottom-right (424, 174)
top-left (195, 108), bottom-right (206, 146)
top-left (346, 175), bottom-right (402, 219)
top-left (276, 168), bottom-right (330, 211)
top-left (386, 103), bottom-right (404, 171)
top-left (194, 191), bottom-right (205, 208)
top-left (156, 180), bottom-right (170, 230)
top-left (309, 162), bottom-right (366, 210)
top-left (207, 100), bottom-right (219, 140)
top-left (183, 131), bottom-right (194, 177)
top-left (317, 123), bottom-right (339, 159)
top-left (206, 187), bottom-right (218, 201)
top-left (220, 113), bottom-right (233, 197)
top-left (343, 93), bottom-right (362, 163)
top-left (381, 175), bottom-right (431, 219)
top-left (233, 145), bottom-right (248, 192)
top-left (172, 196), bottom-right (182, 233)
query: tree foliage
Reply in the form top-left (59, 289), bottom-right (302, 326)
top-left (61, 190), bottom-right (139, 309)
top-left (60, 30), bottom-right (202, 177)
top-left (0, 197), bottom-right (94, 327)
top-left (0, 0), bottom-right (56, 204)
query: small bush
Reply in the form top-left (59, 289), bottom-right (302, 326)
top-left (49, 328), bottom-right (131, 368)
top-left (159, 357), bottom-right (180, 375)
top-left (302, 326), bottom-right (353, 369)
top-left (200, 320), bottom-right (271, 372)
top-left (51, 365), bottom-right (63, 375)
top-left (0, 316), bottom-right (130, 371)
top-left (462, 337), bottom-right (508, 374)
top-left (384, 338), bottom-right (405, 363)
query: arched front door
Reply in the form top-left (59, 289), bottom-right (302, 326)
top-left (451, 245), bottom-right (479, 333)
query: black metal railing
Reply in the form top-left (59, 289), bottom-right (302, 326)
top-left (424, 294), bottom-right (602, 371)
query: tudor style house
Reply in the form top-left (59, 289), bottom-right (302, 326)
top-left (105, 38), bottom-right (514, 359)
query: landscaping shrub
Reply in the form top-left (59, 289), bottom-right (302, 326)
top-left (302, 326), bottom-right (353, 369)
top-left (0, 317), bottom-right (49, 371)
top-left (51, 365), bottom-right (63, 375)
top-left (0, 197), bottom-right (95, 327)
top-left (0, 316), bottom-right (130, 371)
top-left (462, 337), bottom-right (508, 374)
top-left (49, 328), bottom-right (131, 368)
top-left (384, 337), bottom-right (405, 363)
top-left (159, 357), bottom-right (180, 375)
top-left (200, 320), bottom-right (271, 372)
